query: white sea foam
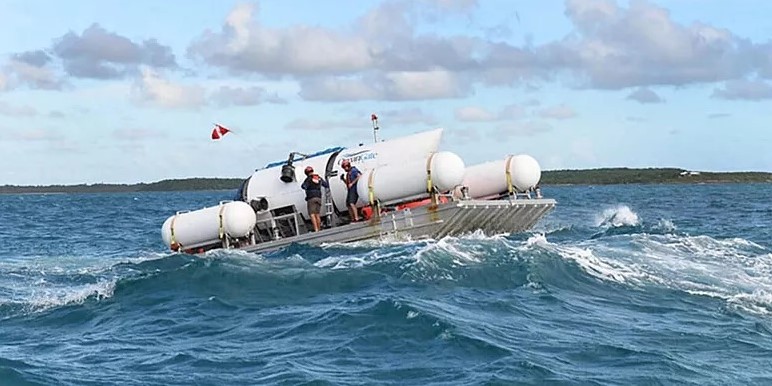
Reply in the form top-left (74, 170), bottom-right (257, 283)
top-left (126, 251), bottom-right (177, 264)
top-left (556, 231), bottom-right (772, 316)
top-left (652, 219), bottom-right (677, 233)
top-left (416, 237), bottom-right (483, 266)
top-left (207, 248), bottom-right (265, 262)
top-left (0, 251), bottom-right (178, 317)
top-left (727, 290), bottom-right (772, 315)
top-left (455, 229), bottom-right (509, 241)
top-left (317, 232), bottom-right (508, 272)
top-left (321, 233), bottom-right (424, 249)
top-left (314, 248), bottom-right (410, 269)
top-left (514, 232), bottom-right (644, 285)
top-left (595, 205), bottom-right (640, 227)
top-left (525, 233), bottom-right (548, 247)
top-left (517, 224), bottom-right (772, 316)
top-left (24, 279), bottom-right (117, 312)
top-left (555, 244), bottom-right (647, 284)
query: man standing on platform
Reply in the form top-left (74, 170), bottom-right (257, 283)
top-left (301, 166), bottom-right (329, 232)
top-left (341, 159), bottom-right (361, 223)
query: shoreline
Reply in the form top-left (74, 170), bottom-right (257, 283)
top-left (2, 168), bottom-right (770, 194)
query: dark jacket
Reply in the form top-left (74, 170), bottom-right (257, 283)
top-left (301, 174), bottom-right (329, 200)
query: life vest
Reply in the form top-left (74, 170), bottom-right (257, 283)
top-left (361, 206), bottom-right (374, 220)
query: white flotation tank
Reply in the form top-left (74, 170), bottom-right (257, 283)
top-left (510, 154), bottom-right (541, 192)
top-left (356, 151), bottom-right (465, 206)
top-left (161, 200), bottom-right (257, 250)
top-left (460, 154), bottom-right (542, 199)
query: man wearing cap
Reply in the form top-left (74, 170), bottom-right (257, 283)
top-left (340, 159), bottom-right (361, 222)
top-left (301, 166), bottom-right (329, 232)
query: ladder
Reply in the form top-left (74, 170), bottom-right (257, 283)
top-left (322, 185), bottom-right (335, 228)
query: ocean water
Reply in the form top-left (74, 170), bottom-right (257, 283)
top-left (1, 184), bottom-right (771, 385)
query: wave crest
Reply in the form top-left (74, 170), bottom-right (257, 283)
top-left (596, 205), bottom-right (640, 228)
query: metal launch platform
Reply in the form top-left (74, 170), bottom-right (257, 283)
top-left (233, 196), bottom-right (556, 254)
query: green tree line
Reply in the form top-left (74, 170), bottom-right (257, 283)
top-left (540, 168), bottom-right (772, 185)
top-left (0, 178), bottom-right (245, 194)
top-left (1, 169), bottom-right (770, 194)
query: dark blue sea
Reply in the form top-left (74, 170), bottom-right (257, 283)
top-left (1, 184), bottom-right (771, 385)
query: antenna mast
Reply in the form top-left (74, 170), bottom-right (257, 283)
top-left (371, 113), bottom-right (379, 143)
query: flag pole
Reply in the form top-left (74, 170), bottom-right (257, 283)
top-left (371, 114), bottom-right (379, 143)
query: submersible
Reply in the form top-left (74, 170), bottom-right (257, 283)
top-left (161, 127), bottom-right (556, 254)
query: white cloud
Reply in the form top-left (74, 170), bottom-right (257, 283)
top-left (523, 99), bottom-right (541, 107)
top-left (712, 79), bottom-right (772, 101)
top-left (285, 107), bottom-right (436, 131)
top-left (499, 104), bottom-right (526, 120)
top-left (0, 101), bottom-right (38, 117)
top-left (300, 70), bottom-right (471, 101)
top-left (556, 0), bottom-right (752, 88)
top-left (626, 88), bottom-right (664, 104)
top-left (4, 0), bottom-right (772, 107)
top-left (455, 104), bottom-right (525, 122)
top-left (378, 107), bottom-right (438, 126)
top-left (387, 70), bottom-right (467, 99)
top-left (447, 127), bottom-right (482, 142)
top-left (211, 85), bottom-right (286, 106)
top-left (184, 1), bottom-right (772, 102)
top-left (4, 59), bottom-right (63, 90)
top-left (112, 128), bottom-right (164, 141)
top-left (285, 117), bottom-right (363, 131)
top-left (538, 104), bottom-right (577, 119)
top-left (189, 3), bottom-right (373, 75)
top-left (455, 106), bottom-right (496, 121)
top-left (0, 128), bottom-right (62, 142)
top-left (224, 3), bottom-right (253, 52)
top-left (135, 67), bottom-right (205, 109)
top-left (298, 77), bottom-right (381, 101)
top-left (20, 129), bottom-right (54, 141)
top-left (216, 1), bottom-right (480, 75)
top-left (565, 0), bottom-right (619, 29)
top-left (427, 0), bottom-right (478, 13)
top-left (52, 23), bottom-right (176, 79)
top-left (493, 121), bottom-right (552, 138)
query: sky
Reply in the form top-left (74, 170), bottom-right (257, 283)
top-left (1, 0), bottom-right (771, 185)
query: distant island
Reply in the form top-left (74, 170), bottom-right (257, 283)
top-left (1, 168), bottom-right (770, 194)
top-left (540, 168), bottom-right (772, 185)
top-left (0, 178), bottom-right (245, 194)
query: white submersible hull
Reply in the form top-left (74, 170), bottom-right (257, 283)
top-left (160, 128), bottom-right (556, 254)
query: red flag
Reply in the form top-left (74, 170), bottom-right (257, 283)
top-left (211, 124), bottom-right (230, 140)
top-left (371, 114), bottom-right (378, 121)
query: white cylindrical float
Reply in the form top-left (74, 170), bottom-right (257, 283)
top-left (461, 154), bottom-right (542, 199)
top-left (356, 151), bottom-right (465, 206)
top-left (161, 200), bottom-right (257, 250)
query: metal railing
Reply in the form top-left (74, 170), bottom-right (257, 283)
top-left (254, 210), bottom-right (301, 242)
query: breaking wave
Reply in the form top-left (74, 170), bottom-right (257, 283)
top-left (3, 228), bottom-right (770, 320)
top-left (596, 204), bottom-right (641, 228)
